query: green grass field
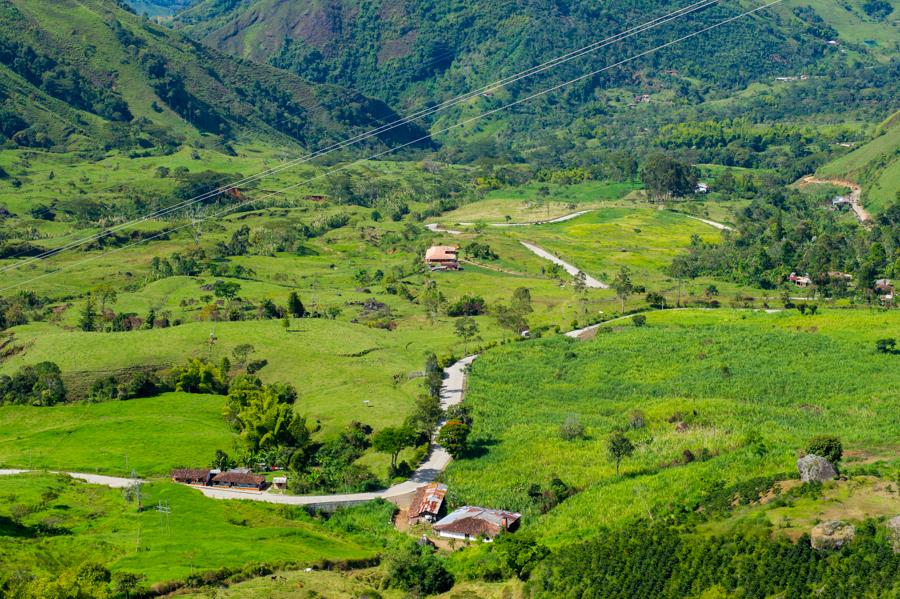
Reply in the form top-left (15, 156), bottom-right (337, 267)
top-left (0, 392), bottom-right (233, 476)
top-left (0, 473), bottom-right (397, 585)
top-left (443, 308), bottom-right (900, 545)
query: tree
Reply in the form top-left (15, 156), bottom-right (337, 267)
top-left (409, 393), bottom-right (443, 436)
top-left (232, 343), bottom-right (255, 365)
top-left (91, 284), bottom-right (117, 313)
top-left (385, 541), bottom-right (454, 595)
top-left (608, 430), bottom-right (635, 477)
top-left (79, 295), bottom-right (98, 332)
top-left (612, 266), bottom-right (634, 313)
top-left (805, 435), bottom-right (842, 464)
top-left (112, 572), bottom-right (144, 599)
top-left (212, 449), bottom-right (235, 471)
top-left (373, 425), bottom-right (417, 473)
top-left (640, 153), bottom-right (697, 201)
top-left (454, 316), bottom-right (480, 353)
top-left (172, 358), bottom-right (227, 394)
top-left (287, 291), bottom-right (306, 317)
top-left (512, 287), bottom-right (533, 315)
top-left (437, 420), bottom-right (470, 459)
top-left (212, 280), bottom-right (241, 300)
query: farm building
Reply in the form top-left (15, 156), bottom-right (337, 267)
top-left (832, 196), bottom-right (852, 210)
top-left (210, 470), bottom-right (267, 490)
top-left (789, 272), bottom-right (813, 287)
top-left (171, 469), bottom-right (212, 485)
top-left (424, 246), bottom-right (460, 270)
top-left (432, 506), bottom-right (521, 542)
top-left (272, 476), bottom-right (288, 490)
top-left (408, 483), bottom-right (448, 524)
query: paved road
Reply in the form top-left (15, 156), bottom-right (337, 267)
top-left (519, 241), bottom-right (608, 288)
top-left (425, 223), bottom-right (463, 235)
top-left (0, 469), bottom-right (143, 488)
top-left (197, 355), bottom-right (479, 506)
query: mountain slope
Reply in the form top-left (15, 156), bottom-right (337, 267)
top-left (176, 0), bottom-right (895, 111)
top-left (0, 0), bottom-right (423, 152)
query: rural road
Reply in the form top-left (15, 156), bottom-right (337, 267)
top-left (0, 469), bottom-right (143, 488)
top-left (519, 241), bottom-right (608, 288)
top-left (799, 175), bottom-right (871, 223)
top-left (684, 214), bottom-right (734, 231)
top-left (196, 355), bottom-right (479, 506)
top-left (426, 210), bottom-right (593, 235)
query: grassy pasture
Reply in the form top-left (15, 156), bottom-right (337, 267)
top-left (0, 392), bottom-right (233, 476)
top-left (443, 308), bottom-right (900, 545)
top-left (0, 473), bottom-right (395, 585)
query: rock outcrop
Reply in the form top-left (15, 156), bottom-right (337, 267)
top-left (811, 520), bottom-right (856, 550)
top-left (797, 454), bottom-right (837, 482)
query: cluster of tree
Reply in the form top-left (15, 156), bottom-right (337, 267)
top-left (493, 287), bottom-right (534, 334)
top-left (670, 187), bottom-right (900, 294)
top-left (88, 370), bottom-right (165, 403)
top-left (0, 361), bottom-right (65, 406)
top-left (463, 242), bottom-right (498, 261)
top-left (0, 290), bottom-right (50, 331)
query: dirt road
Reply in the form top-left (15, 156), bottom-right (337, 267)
top-left (799, 175), bottom-right (871, 224)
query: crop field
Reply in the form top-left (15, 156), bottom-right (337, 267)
top-left (0, 473), bottom-right (396, 585)
top-left (443, 308), bottom-right (900, 545)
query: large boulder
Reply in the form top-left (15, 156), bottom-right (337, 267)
top-left (811, 520), bottom-right (855, 550)
top-left (797, 454), bottom-right (837, 482)
top-left (888, 516), bottom-right (900, 553)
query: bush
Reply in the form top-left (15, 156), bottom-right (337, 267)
top-left (559, 414), bottom-right (586, 441)
top-left (171, 358), bottom-right (227, 394)
top-left (632, 314), bottom-right (647, 327)
top-left (875, 338), bottom-right (896, 354)
top-left (384, 542), bottom-right (453, 595)
top-left (805, 435), bottom-right (842, 464)
top-left (447, 294), bottom-right (487, 317)
top-left (0, 361), bottom-right (65, 406)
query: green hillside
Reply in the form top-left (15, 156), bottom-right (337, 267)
top-left (0, 0), bottom-right (423, 152)
top-left (819, 109), bottom-right (900, 213)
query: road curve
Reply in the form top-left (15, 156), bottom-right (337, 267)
top-left (196, 355), bottom-right (479, 506)
top-left (519, 241), bottom-right (608, 289)
top-left (798, 175), bottom-right (871, 224)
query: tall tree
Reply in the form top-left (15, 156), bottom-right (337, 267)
top-left (79, 295), bottom-right (98, 332)
top-left (454, 316), bottom-right (480, 353)
top-left (640, 153), bottom-right (697, 201)
top-left (287, 291), bottom-right (306, 317)
top-left (373, 425), bottom-right (416, 472)
top-left (608, 430), bottom-right (635, 477)
top-left (612, 266), bottom-right (634, 313)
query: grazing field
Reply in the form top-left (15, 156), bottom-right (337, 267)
top-left (0, 473), bottom-right (398, 586)
top-left (443, 308), bottom-right (900, 545)
top-left (0, 393), bottom-right (233, 476)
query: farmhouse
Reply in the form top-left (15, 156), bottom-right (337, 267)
top-left (408, 483), bottom-right (448, 524)
top-left (832, 195), bottom-right (852, 210)
top-left (432, 506), bottom-right (521, 542)
top-left (171, 469), bottom-right (212, 485)
top-left (788, 272), bottom-right (813, 287)
top-left (424, 245), bottom-right (460, 270)
top-left (211, 470), bottom-right (267, 490)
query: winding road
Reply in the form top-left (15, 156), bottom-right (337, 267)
top-left (798, 175), bottom-right (871, 224)
top-left (519, 241), bottom-right (608, 289)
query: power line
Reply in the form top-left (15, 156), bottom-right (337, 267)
top-left (0, 0), bottom-right (721, 275)
top-left (0, 0), bottom-right (783, 295)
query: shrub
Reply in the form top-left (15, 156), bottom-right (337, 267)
top-left (875, 338), bottom-right (896, 354)
top-left (559, 414), bottom-right (586, 441)
top-left (171, 358), bottom-right (227, 394)
top-left (805, 435), bottom-right (842, 464)
top-left (633, 314), bottom-right (647, 327)
top-left (384, 542), bottom-right (453, 595)
top-left (447, 295), bottom-right (487, 317)
top-left (437, 420), bottom-right (471, 458)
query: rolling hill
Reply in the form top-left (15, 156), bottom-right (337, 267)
top-left (0, 0), bottom-right (424, 152)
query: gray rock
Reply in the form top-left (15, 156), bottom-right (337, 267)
top-left (797, 454), bottom-right (837, 483)
top-left (888, 516), bottom-right (900, 553)
top-left (811, 520), bottom-right (855, 551)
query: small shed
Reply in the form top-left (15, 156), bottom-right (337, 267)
top-left (211, 470), bottom-right (267, 490)
top-left (424, 246), bottom-right (460, 270)
top-left (408, 483), bottom-right (448, 524)
top-left (789, 272), bottom-right (812, 287)
top-left (171, 469), bottom-right (212, 485)
top-left (272, 476), bottom-right (288, 490)
top-left (432, 506), bottom-right (521, 542)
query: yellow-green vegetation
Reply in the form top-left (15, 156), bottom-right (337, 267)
top-left (444, 308), bottom-right (900, 545)
top-left (0, 473), bottom-right (399, 586)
